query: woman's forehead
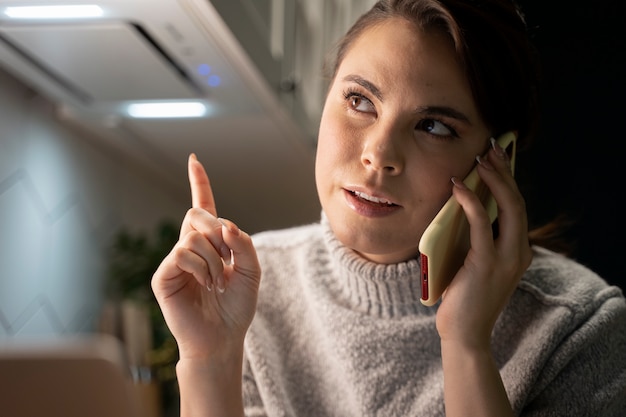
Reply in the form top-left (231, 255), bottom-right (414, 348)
top-left (337, 20), bottom-right (469, 93)
top-left (339, 19), bottom-right (458, 72)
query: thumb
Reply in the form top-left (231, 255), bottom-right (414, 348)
top-left (188, 153), bottom-right (217, 216)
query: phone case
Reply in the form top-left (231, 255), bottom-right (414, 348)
top-left (418, 131), bottom-right (517, 306)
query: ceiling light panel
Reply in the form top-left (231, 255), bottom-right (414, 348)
top-left (126, 101), bottom-right (208, 118)
top-left (3, 5), bottom-right (104, 19)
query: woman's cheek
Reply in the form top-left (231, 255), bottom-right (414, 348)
top-left (317, 115), bottom-right (352, 170)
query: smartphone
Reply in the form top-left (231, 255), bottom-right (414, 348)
top-left (418, 131), bottom-right (517, 306)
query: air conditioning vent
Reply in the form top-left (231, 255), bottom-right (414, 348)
top-left (0, 21), bottom-right (201, 106)
top-left (129, 22), bottom-right (203, 95)
top-left (0, 30), bottom-right (92, 103)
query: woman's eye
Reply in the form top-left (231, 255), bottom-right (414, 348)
top-left (416, 119), bottom-right (455, 137)
top-left (347, 94), bottom-right (374, 113)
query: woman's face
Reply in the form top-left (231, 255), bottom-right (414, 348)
top-left (316, 17), bottom-right (491, 264)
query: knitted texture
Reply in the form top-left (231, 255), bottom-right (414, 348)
top-left (243, 217), bottom-right (626, 416)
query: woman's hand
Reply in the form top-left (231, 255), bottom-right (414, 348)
top-left (151, 154), bottom-right (261, 361)
top-left (436, 139), bottom-right (533, 350)
top-left (436, 139), bottom-right (532, 417)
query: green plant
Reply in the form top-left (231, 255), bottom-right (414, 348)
top-left (107, 219), bottom-right (180, 412)
top-left (107, 219), bottom-right (178, 300)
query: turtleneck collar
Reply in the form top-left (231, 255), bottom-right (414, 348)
top-left (320, 213), bottom-right (437, 318)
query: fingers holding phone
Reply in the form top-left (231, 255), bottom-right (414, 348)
top-left (419, 132), bottom-right (519, 306)
top-left (435, 133), bottom-right (532, 346)
top-left (477, 141), bottom-right (532, 263)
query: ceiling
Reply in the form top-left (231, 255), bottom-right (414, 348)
top-left (0, 0), bottom-right (324, 233)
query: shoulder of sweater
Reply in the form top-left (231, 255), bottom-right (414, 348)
top-left (518, 246), bottom-right (625, 316)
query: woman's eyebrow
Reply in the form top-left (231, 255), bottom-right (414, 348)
top-left (342, 75), bottom-right (384, 101)
top-left (414, 106), bottom-right (472, 125)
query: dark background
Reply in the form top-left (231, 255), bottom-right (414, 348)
top-left (514, 1), bottom-right (625, 290)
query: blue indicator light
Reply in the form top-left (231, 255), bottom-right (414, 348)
top-left (197, 64), bottom-right (211, 76)
top-left (207, 75), bottom-right (221, 87)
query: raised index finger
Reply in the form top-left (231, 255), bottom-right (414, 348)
top-left (188, 153), bottom-right (217, 216)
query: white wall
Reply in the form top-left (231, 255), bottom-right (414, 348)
top-left (291, 0), bottom-right (377, 136)
top-left (0, 68), bottom-right (188, 339)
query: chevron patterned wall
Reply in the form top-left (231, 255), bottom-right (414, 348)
top-left (0, 69), bottom-right (187, 339)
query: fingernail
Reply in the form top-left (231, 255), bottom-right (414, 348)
top-left (476, 155), bottom-right (494, 170)
top-left (206, 279), bottom-right (213, 292)
top-left (216, 274), bottom-right (226, 293)
top-left (451, 176), bottom-right (468, 190)
top-left (490, 137), bottom-right (508, 161)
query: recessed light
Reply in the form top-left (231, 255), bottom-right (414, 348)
top-left (4, 5), bottom-right (104, 19)
top-left (126, 102), bottom-right (208, 119)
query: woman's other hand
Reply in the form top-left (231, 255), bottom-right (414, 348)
top-left (151, 154), bottom-right (261, 361)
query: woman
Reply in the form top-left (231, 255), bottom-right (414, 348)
top-left (152, 0), bottom-right (626, 416)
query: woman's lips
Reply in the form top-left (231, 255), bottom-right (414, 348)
top-left (343, 188), bottom-right (401, 217)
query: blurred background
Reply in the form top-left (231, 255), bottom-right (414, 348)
top-left (0, 0), bottom-right (624, 415)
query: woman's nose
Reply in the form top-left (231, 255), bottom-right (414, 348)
top-left (360, 127), bottom-right (404, 175)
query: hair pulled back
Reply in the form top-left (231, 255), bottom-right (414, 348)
top-left (329, 0), bottom-right (541, 147)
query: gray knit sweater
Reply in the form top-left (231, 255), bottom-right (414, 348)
top-left (242, 218), bottom-right (626, 416)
